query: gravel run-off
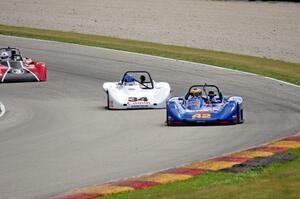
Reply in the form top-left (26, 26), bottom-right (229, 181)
top-left (1, 0), bottom-right (300, 63)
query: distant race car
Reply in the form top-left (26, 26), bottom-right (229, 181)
top-left (166, 84), bottom-right (244, 125)
top-left (0, 47), bottom-right (47, 83)
top-left (103, 71), bottom-right (171, 109)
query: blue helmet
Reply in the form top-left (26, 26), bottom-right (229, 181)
top-left (124, 74), bottom-right (135, 83)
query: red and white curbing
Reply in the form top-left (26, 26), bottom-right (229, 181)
top-left (0, 101), bottom-right (5, 118)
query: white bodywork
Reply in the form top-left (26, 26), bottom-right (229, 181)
top-left (0, 101), bottom-right (5, 118)
top-left (103, 81), bottom-right (171, 109)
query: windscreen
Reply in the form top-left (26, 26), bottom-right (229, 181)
top-left (187, 85), bottom-right (221, 103)
top-left (122, 71), bottom-right (153, 89)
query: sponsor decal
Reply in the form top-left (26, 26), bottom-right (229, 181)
top-left (128, 101), bottom-right (151, 106)
top-left (199, 109), bottom-right (212, 112)
top-left (131, 104), bottom-right (150, 108)
top-left (186, 109), bottom-right (209, 113)
top-left (186, 108), bottom-right (218, 113)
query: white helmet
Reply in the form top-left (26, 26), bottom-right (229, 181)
top-left (0, 52), bottom-right (9, 59)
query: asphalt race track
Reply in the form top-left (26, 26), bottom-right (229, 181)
top-left (0, 35), bottom-right (299, 199)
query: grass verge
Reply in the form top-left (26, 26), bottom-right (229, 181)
top-left (102, 148), bottom-right (300, 199)
top-left (0, 24), bottom-right (299, 85)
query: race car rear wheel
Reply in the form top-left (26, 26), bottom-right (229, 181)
top-left (240, 109), bottom-right (244, 123)
top-left (166, 111), bottom-right (172, 126)
top-left (106, 91), bottom-right (111, 110)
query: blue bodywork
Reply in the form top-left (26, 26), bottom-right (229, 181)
top-left (166, 85), bottom-right (244, 125)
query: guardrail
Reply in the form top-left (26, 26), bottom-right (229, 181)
top-left (0, 102), bottom-right (5, 118)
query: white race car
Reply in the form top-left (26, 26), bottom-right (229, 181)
top-left (103, 71), bottom-right (171, 109)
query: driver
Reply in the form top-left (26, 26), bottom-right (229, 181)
top-left (207, 90), bottom-right (218, 103)
top-left (191, 88), bottom-right (202, 98)
top-left (124, 74), bottom-right (135, 84)
top-left (0, 51), bottom-right (9, 61)
top-left (140, 75), bottom-right (146, 83)
top-left (186, 88), bottom-right (203, 110)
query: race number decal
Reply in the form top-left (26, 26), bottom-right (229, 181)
top-left (128, 97), bottom-right (148, 102)
top-left (127, 97), bottom-right (150, 106)
top-left (192, 113), bottom-right (211, 119)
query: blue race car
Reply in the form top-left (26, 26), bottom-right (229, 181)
top-left (166, 84), bottom-right (244, 125)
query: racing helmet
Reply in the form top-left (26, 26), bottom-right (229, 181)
top-left (0, 51), bottom-right (9, 59)
top-left (124, 74), bottom-right (135, 83)
top-left (190, 88), bottom-right (202, 97)
top-left (208, 90), bottom-right (216, 97)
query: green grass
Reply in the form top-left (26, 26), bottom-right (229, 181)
top-left (0, 24), bottom-right (299, 85)
top-left (102, 148), bottom-right (300, 199)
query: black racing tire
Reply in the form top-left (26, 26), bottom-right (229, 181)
top-left (239, 109), bottom-right (244, 124)
top-left (166, 110), bottom-right (172, 126)
top-left (106, 91), bottom-right (111, 110)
